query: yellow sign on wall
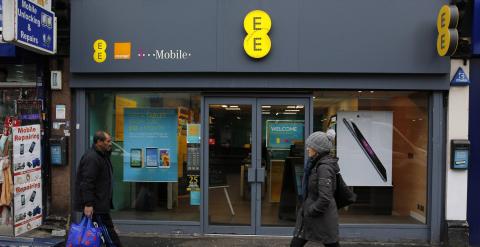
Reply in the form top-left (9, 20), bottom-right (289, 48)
top-left (93, 39), bottom-right (107, 63)
top-left (436, 5), bottom-right (459, 57)
top-left (243, 10), bottom-right (272, 59)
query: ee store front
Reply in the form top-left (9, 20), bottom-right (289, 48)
top-left (71, 0), bottom-right (448, 244)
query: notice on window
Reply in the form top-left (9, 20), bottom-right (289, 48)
top-left (123, 108), bottom-right (178, 182)
top-left (187, 124), bottom-right (200, 144)
top-left (12, 124), bottom-right (42, 236)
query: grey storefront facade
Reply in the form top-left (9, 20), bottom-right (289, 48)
top-left (71, 0), bottom-right (449, 244)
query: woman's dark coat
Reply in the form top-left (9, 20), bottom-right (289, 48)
top-left (293, 154), bottom-right (340, 244)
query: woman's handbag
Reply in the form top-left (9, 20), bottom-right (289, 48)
top-left (335, 173), bottom-right (357, 209)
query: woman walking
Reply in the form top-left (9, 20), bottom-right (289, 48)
top-left (291, 130), bottom-right (340, 247)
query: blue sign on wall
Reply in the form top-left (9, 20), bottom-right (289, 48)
top-left (474, 0), bottom-right (480, 55)
top-left (3, 0), bottom-right (55, 54)
top-left (123, 108), bottom-right (178, 182)
top-left (266, 121), bottom-right (304, 149)
top-left (451, 67), bottom-right (471, 85)
top-left (16, 0), bottom-right (54, 53)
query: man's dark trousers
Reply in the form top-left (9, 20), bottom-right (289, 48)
top-left (94, 213), bottom-right (122, 247)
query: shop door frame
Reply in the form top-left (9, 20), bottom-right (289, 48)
top-left (202, 97), bottom-right (311, 235)
top-left (255, 98), bottom-right (310, 235)
top-left (203, 97), bottom-right (258, 234)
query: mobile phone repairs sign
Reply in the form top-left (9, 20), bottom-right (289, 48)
top-left (2, 0), bottom-right (56, 54)
top-left (12, 124), bottom-right (43, 236)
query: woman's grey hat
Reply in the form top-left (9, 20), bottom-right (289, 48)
top-left (305, 129), bottom-right (336, 154)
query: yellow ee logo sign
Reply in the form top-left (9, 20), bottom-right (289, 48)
top-left (436, 5), bottom-right (459, 57)
top-left (243, 10), bottom-right (271, 59)
top-left (93, 39), bottom-right (107, 63)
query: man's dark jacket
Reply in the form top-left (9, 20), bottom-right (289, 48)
top-left (74, 145), bottom-right (113, 213)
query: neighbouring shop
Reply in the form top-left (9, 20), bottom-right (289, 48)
top-left (71, 0), bottom-right (449, 244)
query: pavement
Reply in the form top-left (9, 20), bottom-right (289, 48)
top-left (119, 234), bottom-right (436, 247)
top-left (0, 229), bottom-right (441, 247)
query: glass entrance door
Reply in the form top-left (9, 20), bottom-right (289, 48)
top-left (204, 97), bottom-right (309, 234)
top-left (256, 98), bottom-right (308, 234)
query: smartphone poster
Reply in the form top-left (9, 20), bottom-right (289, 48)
top-left (12, 125), bottom-right (43, 236)
top-left (123, 108), bottom-right (178, 182)
top-left (337, 111), bottom-right (392, 186)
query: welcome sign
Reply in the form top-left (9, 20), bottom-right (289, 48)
top-left (266, 120), bottom-right (304, 149)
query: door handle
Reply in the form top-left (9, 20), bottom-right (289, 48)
top-left (256, 167), bottom-right (265, 183)
top-left (248, 167), bottom-right (256, 182)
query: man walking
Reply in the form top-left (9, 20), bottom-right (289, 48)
top-left (74, 131), bottom-right (122, 247)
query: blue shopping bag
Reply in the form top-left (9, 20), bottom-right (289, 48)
top-left (66, 216), bottom-right (102, 247)
top-left (95, 216), bottom-right (117, 247)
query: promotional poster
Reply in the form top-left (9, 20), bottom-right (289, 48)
top-left (266, 120), bottom-right (304, 149)
top-left (123, 108), bottom-right (178, 182)
top-left (337, 111), bottom-right (393, 186)
top-left (12, 124), bottom-right (42, 236)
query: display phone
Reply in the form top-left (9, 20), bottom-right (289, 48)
top-left (145, 148), bottom-right (159, 168)
top-left (29, 191), bottom-right (36, 202)
top-left (130, 148), bottom-right (143, 168)
top-left (29, 141), bottom-right (36, 153)
top-left (21, 195), bottom-right (25, 206)
top-left (343, 118), bottom-right (387, 182)
top-left (20, 144), bottom-right (24, 155)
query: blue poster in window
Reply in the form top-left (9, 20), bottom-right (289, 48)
top-left (190, 191), bottom-right (200, 206)
top-left (123, 108), bottom-right (178, 182)
top-left (266, 120), bottom-right (304, 149)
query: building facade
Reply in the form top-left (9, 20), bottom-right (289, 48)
top-left (70, 0), bottom-right (464, 245)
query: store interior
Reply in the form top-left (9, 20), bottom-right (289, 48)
top-left (88, 91), bottom-right (428, 225)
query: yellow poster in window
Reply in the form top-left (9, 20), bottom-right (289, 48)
top-left (115, 96), bottom-right (137, 141)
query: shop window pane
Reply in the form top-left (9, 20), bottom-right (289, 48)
top-left (313, 91), bottom-right (429, 224)
top-left (1, 88), bottom-right (38, 132)
top-left (87, 91), bottom-right (201, 221)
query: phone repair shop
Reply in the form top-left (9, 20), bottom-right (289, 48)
top-left (70, 0), bottom-right (449, 244)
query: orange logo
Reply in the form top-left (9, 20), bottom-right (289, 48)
top-left (114, 42), bottom-right (131, 60)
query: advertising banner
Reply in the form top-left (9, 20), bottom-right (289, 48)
top-left (12, 124), bottom-right (42, 236)
top-left (337, 111), bottom-right (393, 186)
top-left (266, 120), bottom-right (304, 149)
top-left (123, 108), bottom-right (178, 182)
top-left (187, 124), bottom-right (200, 144)
top-left (2, 0), bottom-right (56, 54)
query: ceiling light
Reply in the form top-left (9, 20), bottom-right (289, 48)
top-left (262, 105), bottom-right (271, 108)
top-left (358, 91), bottom-right (363, 93)
top-left (221, 105), bottom-right (227, 108)
top-left (230, 105), bottom-right (238, 108)
top-left (287, 106), bottom-right (296, 109)
top-left (282, 112), bottom-right (297, 115)
top-left (296, 105), bottom-right (304, 109)
top-left (226, 107), bottom-right (240, 111)
top-left (285, 109), bottom-right (300, 112)
top-left (262, 111), bottom-right (270, 115)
